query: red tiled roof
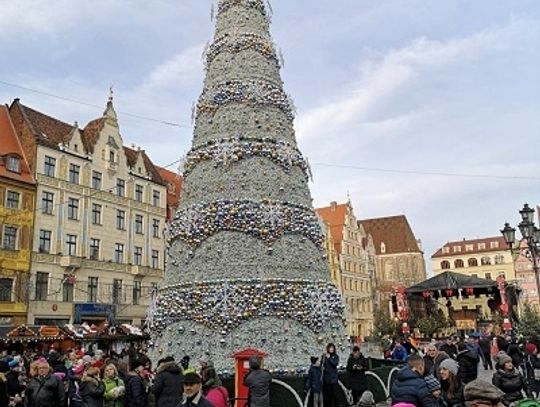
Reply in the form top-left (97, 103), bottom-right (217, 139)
top-left (315, 202), bottom-right (348, 254)
top-left (82, 118), bottom-right (105, 153)
top-left (123, 146), bottom-right (166, 186)
top-left (431, 236), bottom-right (507, 258)
top-left (359, 215), bottom-right (420, 255)
top-left (0, 105), bottom-right (34, 185)
top-left (157, 166), bottom-right (183, 208)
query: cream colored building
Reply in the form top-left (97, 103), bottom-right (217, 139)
top-left (316, 201), bottom-right (375, 339)
top-left (431, 236), bottom-right (515, 318)
top-left (9, 98), bottom-right (166, 326)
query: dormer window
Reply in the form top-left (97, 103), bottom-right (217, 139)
top-left (6, 156), bottom-right (20, 173)
top-left (380, 242), bottom-right (386, 254)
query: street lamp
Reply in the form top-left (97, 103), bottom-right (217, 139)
top-left (501, 203), bottom-right (540, 304)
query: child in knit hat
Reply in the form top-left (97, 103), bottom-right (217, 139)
top-left (358, 390), bottom-right (375, 407)
top-left (424, 374), bottom-right (445, 407)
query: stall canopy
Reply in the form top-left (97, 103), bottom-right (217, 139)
top-left (0, 325), bottom-right (65, 344)
top-left (407, 271), bottom-right (497, 297)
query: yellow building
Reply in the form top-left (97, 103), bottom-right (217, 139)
top-left (320, 219), bottom-right (342, 292)
top-left (316, 201), bottom-right (375, 339)
top-left (431, 236), bottom-right (515, 318)
top-left (0, 105), bottom-right (35, 325)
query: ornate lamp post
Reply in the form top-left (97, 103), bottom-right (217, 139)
top-left (501, 203), bottom-right (540, 304)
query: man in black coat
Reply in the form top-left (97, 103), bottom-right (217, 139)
top-left (456, 342), bottom-right (479, 384)
top-left (244, 356), bottom-right (272, 407)
top-left (346, 346), bottom-right (368, 405)
top-left (124, 361), bottom-right (148, 407)
top-left (391, 355), bottom-right (437, 407)
top-left (181, 373), bottom-right (214, 407)
top-left (153, 356), bottom-right (183, 407)
top-left (25, 359), bottom-right (65, 407)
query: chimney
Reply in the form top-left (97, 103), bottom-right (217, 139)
top-left (330, 201), bottom-right (337, 211)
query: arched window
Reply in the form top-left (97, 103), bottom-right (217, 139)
top-left (481, 256), bottom-right (491, 265)
top-left (494, 255), bottom-right (505, 265)
top-left (455, 259), bottom-right (464, 268)
top-left (441, 260), bottom-right (450, 269)
top-left (468, 258), bottom-right (478, 267)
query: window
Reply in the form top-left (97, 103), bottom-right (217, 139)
top-left (478, 243), bottom-right (486, 250)
top-left (490, 241), bottom-right (500, 249)
top-left (116, 179), bottom-right (125, 197)
top-left (153, 190), bottom-right (160, 206)
top-left (109, 151), bottom-right (116, 162)
top-left (114, 243), bottom-right (124, 263)
top-left (69, 164), bottom-right (80, 184)
top-left (66, 234), bottom-right (77, 256)
top-left (134, 246), bottom-right (143, 266)
top-left (454, 259), bottom-right (464, 268)
top-left (3, 226), bottom-right (17, 250)
top-left (62, 276), bottom-right (73, 302)
top-left (135, 184), bottom-right (144, 202)
top-left (44, 156), bottom-right (56, 177)
top-left (0, 278), bottom-right (13, 301)
top-left (39, 230), bottom-right (51, 253)
top-left (113, 279), bottom-right (122, 305)
top-left (468, 258), bottom-right (478, 267)
top-left (116, 210), bottom-right (126, 230)
top-left (442, 247), bottom-right (450, 254)
top-left (485, 272), bottom-right (492, 280)
top-left (440, 260), bottom-right (450, 269)
top-left (88, 277), bottom-right (98, 303)
top-left (133, 281), bottom-right (141, 305)
top-left (6, 156), bottom-right (20, 173)
top-left (42, 191), bottom-right (54, 214)
top-left (151, 250), bottom-right (159, 268)
top-left (135, 214), bottom-right (143, 234)
top-left (472, 274), bottom-right (478, 278)
top-left (453, 246), bottom-right (462, 253)
top-left (152, 219), bottom-right (160, 238)
top-left (91, 204), bottom-right (102, 225)
top-left (91, 171), bottom-right (102, 190)
top-left (35, 272), bottom-right (49, 301)
top-left (6, 191), bottom-right (20, 208)
top-left (67, 198), bottom-right (79, 220)
top-left (89, 238), bottom-right (100, 260)
top-left (465, 244), bottom-right (474, 252)
top-left (494, 255), bottom-right (505, 265)
top-left (481, 256), bottom-right (491, 266)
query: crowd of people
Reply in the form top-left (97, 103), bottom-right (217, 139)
top-left (387, 333), bottom-right (540, 407)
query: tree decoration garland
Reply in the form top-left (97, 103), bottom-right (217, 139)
top-left (206, 33), bottom-right (279, 66)
top-left (182, 136), bottom-right (309, 177)
top-left (166, 199), bottom-right (325, 251)
top-left (148, 279), bottom-right (345, 335)
top-left (217, 0), bottom-right (267, 18)
top-left (197, 80), bottom-right (294, 120)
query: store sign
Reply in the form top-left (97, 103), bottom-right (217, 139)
top-left (455, 319), bottom-right (476, 330)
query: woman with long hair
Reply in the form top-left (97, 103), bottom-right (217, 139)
top-left (103, 363), bottom-right (125, 407)
top-left (322, 343), bottom-right (341, 407)
top-left (439, 359), bottom-right (464, 407)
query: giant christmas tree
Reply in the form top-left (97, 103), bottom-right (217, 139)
top-left (149, 0), bottom-right (347, 370)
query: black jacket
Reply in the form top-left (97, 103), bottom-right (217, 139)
top-left (441, 379), bottom-right (464, 407)
top-left (492, 368), bottom-right (531, 405)
top-left (79, 376), bottom-right (105, 407)
top-left (456, 349), bottom-right (478, 384)
top-left (507, 343), bottom-right (524, 367)
top-left (181, 393), bottom-right (215, 407)
top-left (346, 353), bottom-right (368, 392)
top-left (25, 374), bottom-right (65, 407)
top-left (244, 368), bottom-right (272, 407)
top-left (153, 361), bottom-right (183, 407)
top-left (6, 370), bottom-right (25, 396)
top-left (390, 367), bottom-right (436, 407)
top-left (124, 373), bottom-right (147, 407)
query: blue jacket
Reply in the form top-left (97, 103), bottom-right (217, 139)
top-left (391, 367), bottom-right (436, 407)
top-left (322, 354), bottom-right (339, 385)
top-left (305, 365), bottom-right (322, 393)
top-left (392, 346), bottom-right (408, 362)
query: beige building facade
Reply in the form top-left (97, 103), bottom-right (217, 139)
top-left (9, 98), bottom-right (166, 326)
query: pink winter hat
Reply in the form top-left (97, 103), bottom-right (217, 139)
top-left (73, 364), bottom-right (85, 375)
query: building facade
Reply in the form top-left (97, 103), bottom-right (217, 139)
top-left (9, 98), bottom-right (166, 326)
top-left (156, 167), bottom-right (183, 222)
top-left (0, 105), bottom-right (35, 325)
top-left (359, 215), bottom-right (426, 312)
top-left (431, 236), bottom-right (514, 318)
top-left (316, 201), bottom-right (375, 339)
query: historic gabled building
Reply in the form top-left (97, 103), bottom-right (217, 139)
top-left (156, 166), bottom-right (183, 222)
top-left (0, 105), bottom-right (35, 325)
top-left (316, 201), bottom-right (375, 339)
top-left (8, 97), bottom-right (167, 326)
top-left (431, 236), bottom-right (514, 318)
top-left (359, 215), bottom-right (426, 311)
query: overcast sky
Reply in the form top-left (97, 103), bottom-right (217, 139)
top-left (1, 1), bottom-right (539, 272)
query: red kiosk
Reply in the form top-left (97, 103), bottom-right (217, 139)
top-left (233, 348), bottom-right (268, 407)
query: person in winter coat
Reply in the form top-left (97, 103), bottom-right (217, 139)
top-left (244, 356), bottom-right (272, 407)
top-left (424, 375), bottom-right (446, 407)
top-left (346, 346), bottom-right (368, 405)
top-left (6, 362), bottom-right (25, 404)
top-left (205, 383), bottom-right (230, 407)
top-left (479, 335), bottom-right (494, 370)
top-left (199, 357), bottom-right (219, 392)
top-left (25, 359), bottom-right (66, 407)
top-left (153, 357), bottom-right (183, 407)
top-left (439, 358), bottom-right (465, 407)
top-left (181, 373), bottom-right (214, 407)
top-left (424, 345), bottom-right (449, 379)
top-left (391, 342), bottom-right (408, 362)
top-left (456, 342), bottom-right (479, 384)
top-left (80, 367), bottom-right (105, 407)
top-left (305, 356), bottom-right (323, 407)
top-left (124, 361), bottom-right (148, 407)
top-left (507, 338), bottom-right (524, 371)
top-left (390, 354), bottom-right (437, 407)
top-left (492, 352), bottom-right (532, 406)
top-left (322, 343), bottom-right (341, 407)
top-left (103, 363), bottom-right (125, 407)
top-left (0, 371), bottom-right (10, 407)
top-left (523, 343), bottom-right (540, 397)
top-left (440, 338), bottom-right (458, 360)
